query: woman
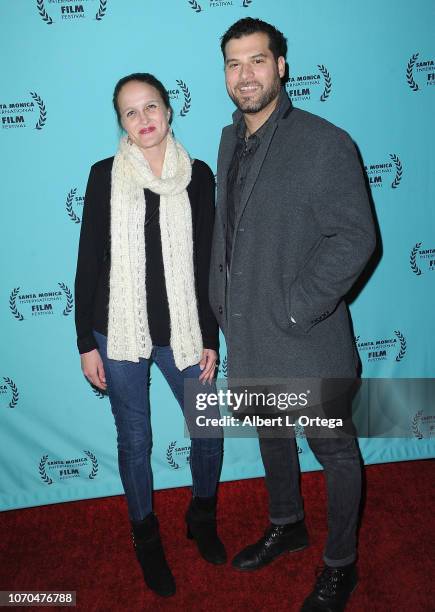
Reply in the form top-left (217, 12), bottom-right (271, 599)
top-left (74, 73), bottom-right (225, 597)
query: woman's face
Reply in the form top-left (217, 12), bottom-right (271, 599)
top-left (117, 80), bottom-right (171, 157)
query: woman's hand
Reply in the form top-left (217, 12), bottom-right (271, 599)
top-left (199, 349), bottom-right (218, 384)
top-left (80, 349), bottom-right (107, 391)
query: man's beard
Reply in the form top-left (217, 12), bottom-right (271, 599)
top-left (230, 77), bottom-right (281, 114)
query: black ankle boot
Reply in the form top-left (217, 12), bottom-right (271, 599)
top-left (186, 496), bottom-right (227, 564)
top-left (232, 520), bottom-right (309, 571)
top-left (131, 513), bottom-right (175, 597)
top-left (301, 563), bottom-right (358, 611)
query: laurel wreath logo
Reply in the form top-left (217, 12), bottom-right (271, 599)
top-left (58, 282), bottom-right (73, 316)
top-left (410, 242), bottom-right (422, 276)
top-left (166, 441), bottom-right (181, 469)
top-left (3, 377), bottom-right (19, 409)
top-left (220, 355), bottom-right (228, 378)
top-left (36, 0), bottom-right (53, 25)
top-left (95, 0), bottom-right (107, 21)
top-left (39, 455), bottom-right (53, 485)
top-left (176, 80), bottom-right (191, 117)
top-left (187, 0), bottom-right (252, 10)
top-left (30, 92), bottom-right (47, 130)
top-left (188, 0), bottom-right (202, 12)
top-left (394, 330), bottom-right (406, 362)
top-left (9, 288), bottom-right (24, 321)
top-left (37, 0), bottom-right (107, 23)
top-left (406, 53), bottom-right (419, 91)
top-left (83, 450), bottom-right (99, 478)
top-left (389, 154), bottom-right (403, 189)
top-left (318, 65), bottom-right (332, 102)
top-left (65, 188), bottom-right (81, 224)
top-left (411, 410), bottom-right (424, 439)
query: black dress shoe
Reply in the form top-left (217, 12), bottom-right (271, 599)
top-left (232, 520), bottom-right (309, 571)
top-left (186, 496), bottom-right (227, 565)
top-left (301, 563), bottom-right (358, 611)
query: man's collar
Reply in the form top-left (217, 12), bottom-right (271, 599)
top-left (231, 87), bottom-right (293, 128)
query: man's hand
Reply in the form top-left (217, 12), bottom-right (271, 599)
top-left (80, 349), bottom-right (107, 391)
top-left (199, 349), bottom-right (218, 384)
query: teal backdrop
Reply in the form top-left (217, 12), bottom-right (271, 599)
top-left (0, 0), bottom-right (434, 510)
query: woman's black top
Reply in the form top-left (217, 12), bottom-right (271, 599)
top-left (74, 156), bottom-right (218, 355)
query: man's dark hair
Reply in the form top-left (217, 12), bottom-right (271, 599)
top-left (113, 73), bottom-right (171, 126)
top-left (220, 17), bottom-right (287, 61)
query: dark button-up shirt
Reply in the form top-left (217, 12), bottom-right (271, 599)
top-left (225, 101), bottom-right (281, 268)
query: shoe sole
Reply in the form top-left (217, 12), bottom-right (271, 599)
top-left (231, 542), bottom-right (309, 571)
top-left (153, 589), bottom-right (176, 598)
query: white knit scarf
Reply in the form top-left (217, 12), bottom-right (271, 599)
top-left (107, 133), bottom-right (203, 369)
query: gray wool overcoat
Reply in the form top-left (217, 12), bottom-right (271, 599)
top-left (209, 92), bottom-right (376, 382)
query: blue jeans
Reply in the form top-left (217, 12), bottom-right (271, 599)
top-left (94, 331), bottom-right (223, 522)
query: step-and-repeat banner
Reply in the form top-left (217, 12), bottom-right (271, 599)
top-left (1, 1), bottom-right (434, 510)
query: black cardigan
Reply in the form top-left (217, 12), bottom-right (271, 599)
top-left (74, 156), bottom-right (219, 355)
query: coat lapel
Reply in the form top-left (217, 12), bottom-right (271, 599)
top-left (233, 122), bottom-right (278, 230)
top-left (232, 90), bottom-right (293, 230)
top-left (216, 125), bottom-right (237, 226)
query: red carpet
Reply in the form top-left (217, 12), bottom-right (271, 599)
top-left (1, 460), bottom-right (434, 611)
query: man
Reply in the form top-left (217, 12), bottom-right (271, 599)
top-left (209, 17), bottom-right (376, 612)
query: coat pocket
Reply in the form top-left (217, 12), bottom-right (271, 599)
top-left (277, 274), bottom-right (300, 334)
top-left (283, 275), bottom-right (311, 336)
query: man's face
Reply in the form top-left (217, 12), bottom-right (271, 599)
top-left (224, 32), bottom-right (285, 114)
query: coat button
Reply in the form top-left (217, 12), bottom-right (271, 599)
top-left (218, 306), bottom-right (223, 314)
top-left (219, 264), bottom-right (223, 272)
